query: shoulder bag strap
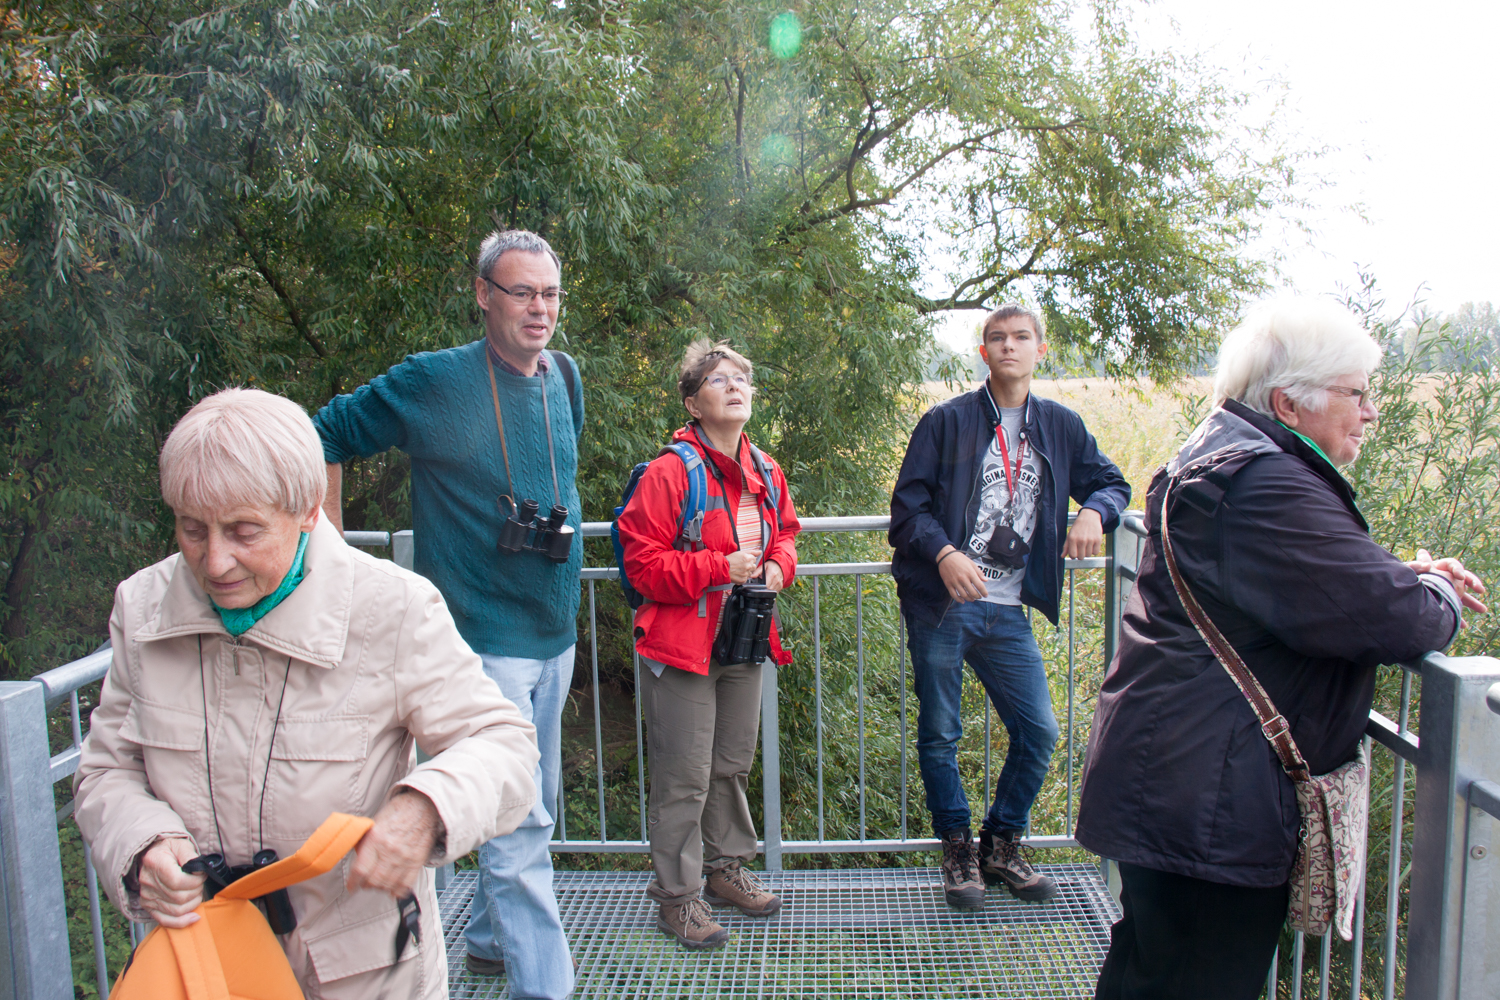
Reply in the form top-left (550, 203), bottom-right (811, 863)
top-left (1159, 481), bottom-right (1311, 783)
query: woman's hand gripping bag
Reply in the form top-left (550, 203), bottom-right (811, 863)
top-left (111, 813), bottom-right (374, 1000)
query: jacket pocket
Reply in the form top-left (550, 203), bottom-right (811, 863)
top-left (270, 717), bottom-right (369, 762)
top-left (119, 699), bottom-right (205, 752)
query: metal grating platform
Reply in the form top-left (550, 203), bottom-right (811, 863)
top-left (440, 865), bottom-right (1120, 999)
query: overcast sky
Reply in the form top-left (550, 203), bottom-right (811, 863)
top-left (935, 0), bottom-right (1499, 351)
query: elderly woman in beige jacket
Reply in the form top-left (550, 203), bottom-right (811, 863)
top-left (74, 388), bottom-right (541, 999)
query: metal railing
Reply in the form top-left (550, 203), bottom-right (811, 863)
top-left (1, 517), bottom-right (1497, 998)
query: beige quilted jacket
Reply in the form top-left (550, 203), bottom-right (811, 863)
top-left (74, 514), bottom-right (539, 995)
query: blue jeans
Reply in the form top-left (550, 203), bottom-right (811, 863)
top-left (906, 602), bottom-right (1059, 837)
top-left (464, 647), bottom-right (575, 1000)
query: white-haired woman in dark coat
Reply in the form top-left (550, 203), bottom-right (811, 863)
top-left (1076, 298), bottom-right (1487, 1000)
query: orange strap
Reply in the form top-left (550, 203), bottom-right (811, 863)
top-left (219, 812), bottom-right (374, 901)
top-left (166, 918), bottom-right (231, 1000)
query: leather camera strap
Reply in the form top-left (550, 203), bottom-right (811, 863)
top-left (1159, 481), bottom-right (1311, 783)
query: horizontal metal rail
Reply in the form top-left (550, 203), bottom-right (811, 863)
top-left (14, 516), bottom-right (1500, 1000)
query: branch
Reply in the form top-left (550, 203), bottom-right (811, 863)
top-left (227, 214), bottom-right (328, 359)
top-left (790, 125), bottom-right (999, 235)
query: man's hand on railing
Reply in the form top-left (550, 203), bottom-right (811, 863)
top-left (936, 545), bottom-right (988, 603)
top-left (138, 837), bottom-right (206, 928)
top-left (1063, 508), bottom-right (1104, 559)
top-left (1408, 548), bottom-right (1489, 619)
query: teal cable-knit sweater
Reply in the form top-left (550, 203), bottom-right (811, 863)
top-left (313, 339), bottom-right (584, 659)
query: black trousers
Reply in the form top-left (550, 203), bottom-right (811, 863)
top-left (1095, 862), bottom-right (1288, 1000)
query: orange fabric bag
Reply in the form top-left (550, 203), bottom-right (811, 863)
top-left (111, 812), bottom-right (374, 1000)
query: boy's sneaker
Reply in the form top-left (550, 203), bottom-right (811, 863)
top-left (940, 827), bottom-right (985, 908)
top-left (979, 828), bottom-right (1057, 902)
top-left (657, 898), bottom-right (730, 949)
top-left (704, 860), bottom-right (782, 917)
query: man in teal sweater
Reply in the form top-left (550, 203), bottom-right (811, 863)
top-left (314, 229), bottom-right (580, 999)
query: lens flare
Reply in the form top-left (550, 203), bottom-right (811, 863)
top-left (761, 134), bottom-right (795, 166)
top-left (769, 12), bottom-right (802, 59)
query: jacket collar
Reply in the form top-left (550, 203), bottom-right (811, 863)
top-left (135, 515), bottom-right (353, 668)
top-left (1172, 399), bottom-right (1365, 528)
top-left (675, 423), bottom-right (767, 495)
top-left (973, 382), bottom-right (1048, 458)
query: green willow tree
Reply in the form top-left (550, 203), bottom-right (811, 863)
top-left (1, 0), bottom-right (1293, 678)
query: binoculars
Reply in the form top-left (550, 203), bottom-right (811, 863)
top-left (713, 582), bottom-right (778, 666)
top-left (497, 500), bottom-right (575, 563)
top-left (183, 849), bottom-right (297, 935)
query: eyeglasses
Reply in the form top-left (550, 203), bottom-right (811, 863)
top-left (698, 372), bottom-right (752, 392)
top-left (482, 275), bottom-right (564, 306)
top-left (1325, 385), bottom-right (1373, 407)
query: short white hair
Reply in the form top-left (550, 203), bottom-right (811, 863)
top-left (160, 388), bottom-right (326, 516)
top-left (1213, 298), bottom-right (1383, 416)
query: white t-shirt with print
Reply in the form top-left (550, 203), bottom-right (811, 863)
top-left (964, 404), bottom-right (1042, 605)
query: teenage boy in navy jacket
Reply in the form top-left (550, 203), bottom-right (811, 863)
top-left (889, 305), bottom-right (1130, 907)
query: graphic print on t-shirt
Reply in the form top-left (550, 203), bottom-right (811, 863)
top-left (964, 406), bottom-right (1041, 605)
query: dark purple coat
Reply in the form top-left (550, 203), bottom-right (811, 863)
top-left (1075, 400), bottom-right (1460, 887)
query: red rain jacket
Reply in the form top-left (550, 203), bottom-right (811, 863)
top-left (618, 425), bottom-right (801, 674)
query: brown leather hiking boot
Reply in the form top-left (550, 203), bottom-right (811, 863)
top-left (656, 897), bottom-right (730, 949)
top-left (940, 827), bottom-right (985, 908)
top-left (979, 828), bottom-right (1057, 902)
top-left (704, 860), bottom-right (782, 917)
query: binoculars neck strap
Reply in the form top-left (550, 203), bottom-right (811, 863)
top-left (487, 351), bottom-right (562, 513)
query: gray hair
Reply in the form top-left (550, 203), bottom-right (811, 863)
top-left (160, 388), bottom-right (327, 516)
top-left (475, 229), bottom-right (561, 283)
top-left (678, 339), bottom-right (753, 400)
top-left (1213, 298), bottom-right (1384, 415)
top-left (981, 304), bottom-right (1046, 343)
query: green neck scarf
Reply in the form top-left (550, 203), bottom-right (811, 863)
top-left (212, 532), bottom-right (309, 637)
top-left (1279, 423), bottom-right (1335, 468)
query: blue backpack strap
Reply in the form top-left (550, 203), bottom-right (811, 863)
top-left (664, 441), bottom-right (708, 547)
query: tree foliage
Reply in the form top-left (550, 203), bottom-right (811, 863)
top-left (1, 0), bottom-right (1291, 678)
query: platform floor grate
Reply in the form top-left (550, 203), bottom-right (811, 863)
top-left (440, 865), bottom-right (1119, 999)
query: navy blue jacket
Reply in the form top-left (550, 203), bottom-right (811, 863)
top-left (1075, 401), bottom-right (1460, 887)
top-left (889, 385), bottom-right (1130, 626)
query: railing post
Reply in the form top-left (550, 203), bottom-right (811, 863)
top-left (1103, 525), bottom-right (1120, 671)
top-left (761, 657), bottom-right (783, 871)
top-left (1406, 653), bottom-right (1500, 1000)
top-left (392, 530), bottom-right (414, 572)
top-left (0, 681), bottom-right (73, 1000)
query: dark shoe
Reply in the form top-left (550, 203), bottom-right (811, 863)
top-left (465, 953), bottom-right (505, 976)
top-left (704, 860), bottom-right (782, 917)
top-left (979, 828), bottom-right (1057, 901)
top-left (656, 898), bottom-right (730, 949)
top-left (940, 827), bottom-right (985, 908)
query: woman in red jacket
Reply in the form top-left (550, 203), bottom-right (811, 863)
top-left (617, 339), bottom-right (801, 949)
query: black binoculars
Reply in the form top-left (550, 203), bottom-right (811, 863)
top-left (497, 499), bottom-right (575, 563)
top-left (713, 582), bottom-right (778, 666)
top-left (183, 849), bottom-right (297, 935)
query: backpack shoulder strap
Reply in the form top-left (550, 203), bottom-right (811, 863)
top-left (663, 441), bottom-right (709, 544)
top-left (547, 349), bottom-right (580, 415)
top-left (219, 813), bottom-right (375, 900)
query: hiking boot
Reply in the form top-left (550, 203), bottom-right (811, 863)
top-left (979, 828), bottom-right (1057, 902)
top-left (704, 860), bottom-right (782, 917)
top-left (656, 897), bottom-right (730, 949)
top-left (940, 827), bottom-right (985, 908)
top-left (464, 953), bottom-right (504, 976)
